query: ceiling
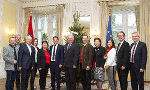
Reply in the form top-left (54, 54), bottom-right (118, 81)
top-left (18, 0), bottom-right (140, 2)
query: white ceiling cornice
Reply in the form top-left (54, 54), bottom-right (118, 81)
top-left (6, 0), bottom-right (23, 8)
top-left (22, 0), bottom-right (95, 8)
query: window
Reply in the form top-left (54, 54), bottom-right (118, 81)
top-left (32, 15), bottom-right (56, 48)
top-left (112, 6), bottom-right (137, 46)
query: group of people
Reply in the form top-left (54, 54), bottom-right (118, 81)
top-left (3, 31), bottom-right (147, 90)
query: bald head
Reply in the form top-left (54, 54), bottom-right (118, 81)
top-left (26, 36), bottom-right (32, 45)
top-left (9, 37), bottom-right (15, 46)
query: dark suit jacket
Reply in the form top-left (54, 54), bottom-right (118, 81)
top-left (116, 40), bottom-right (130, 69)
top-left (80, 44), bottom-right (94, 69)
top-left (49, 44), bottom-right (64, 66)
top-left (64, 43), bottom-right (79, 68)
top-left (37, 48), bottom-right (50, 69)
top-left (18, 44), bottom-right (35, 70)
top-left (93, 46), bottom-right (106, 68)
top-left (131, 41), bottom-right (147, 69)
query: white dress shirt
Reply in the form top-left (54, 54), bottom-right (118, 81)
top-left (51, 44), bottom-right (58, 61)
top-left (104, 48), bottom-right (117, 67)
top-left (26, 44), bottom-right (32, 55)
top-left (130, 41), bottom-right (139, 63)
top-left (117, 40), bottom-right (124, 52)
top-left (34, 47), bottom-right (38, 63)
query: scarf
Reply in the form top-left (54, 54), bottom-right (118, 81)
top-left (105, 46), bottom-right (113, 57)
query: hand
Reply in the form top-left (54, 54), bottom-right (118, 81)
top-left (39, 68), bottom-right (42, 71)
top-left (14, 60), bottom-right (17, 64)
top-left (104, 56), bottom-right (107, 59)
top-left (31, 67), bottom-right (34, 70)
top-left (86, 66), bottom-right (90, 70)
top-left (18, 67), bottom-right (22, 71)
top-left (140, 69), bottom-right (144, 72)
top-left (99, 67), bottom-right (103, 71)
top-left (73, 65), bottom-right (76, 69)
top-left (121, 66), bottom-right (125, 70)
top-left (59, 64), bottom-right (63, 68)
top-left (104, 65), bottom-right (109, 70)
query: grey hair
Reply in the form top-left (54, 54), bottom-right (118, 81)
top-left (67, 34), bottom-right (74, 39)
top-left (132, 32), bottom-right (140, 37)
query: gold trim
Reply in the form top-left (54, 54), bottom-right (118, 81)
top-left (97, 0), bottom-right (139, 6)
top-left (24, 0), bottom-right (51, 3)
top-left (24, 4), bottom-right (65, 9)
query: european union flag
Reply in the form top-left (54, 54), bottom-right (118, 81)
top-left (106, 16), bottom-right (113, 42)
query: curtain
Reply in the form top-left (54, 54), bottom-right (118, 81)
top-left (56, 5), bottom-right (64, 44)
top-left (139, 0), bottom-right (150, 81)
top-left (99, 2), bottom-right (112, 47)
top-left (135, 5), bottom-right (140, 33)
top-left (99, 2), bottom-right (112, 81)
top-left (24, 8), bottom-right (31, 38)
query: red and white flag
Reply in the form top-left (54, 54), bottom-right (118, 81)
top-left (28, 16), bottom-right (34, 39)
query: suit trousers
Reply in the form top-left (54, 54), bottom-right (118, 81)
top-left (130, 63), bottom-right (144, 90)
top-left (80, 64), bottom-right (91, 90)
top-left (6, 70), bottom-right (16, 90)
top-left (21, 68), bottom-right (31, 90)
top-left (15, 65), bottom-right (21, 90)
top-left (39, 63), bottom-right (49, 90)
top-left (50, 62), bottom-right (61, 90)
top-left (117, 68), bottom-right (129, 90)
top-left (64, 66), bottom-right (76, 90)
top-left (107, 66), bottom-right (117, 90)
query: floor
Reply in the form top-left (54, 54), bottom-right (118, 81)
top-left (1, 76), bottom-right (150, 90)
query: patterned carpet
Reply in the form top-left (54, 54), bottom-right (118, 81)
top-left (1, 77), bottom-right (150, 90)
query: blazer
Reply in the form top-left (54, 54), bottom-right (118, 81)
top-left (18, 44), bottom-right (35, 70)
top-left (104, 48), bottom-right (117, 67)
top-left (64, 43), bottom-right (79, 68)
top-left (49, 44), bottom-right (64, 66)
top-left (37, 48), bottom-right (50, 69)
top-left (131, 41), bottom-right (147, 69)
top-left (3, 45), bottom-right (15, 71)
top-left (93, 46), bottom-right (106, 68)
top-left (80, 44), bottom-right (94, 69)
top-left (116, 40), bottom-right (130, 69)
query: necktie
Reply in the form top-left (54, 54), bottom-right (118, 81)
top-left (14, 46), bottom-right (17, 60)
top-left (131, 43), bottom-right (137, 63)
top-left (67, 44), bottom-right (71, 50)
top-left (117, 43), bottom-right (121, 54)
top-left (52, 45), bottom-right (56, 61)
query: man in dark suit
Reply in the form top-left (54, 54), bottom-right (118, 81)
top-left (15, 34), bottom-right (22, 90)
top-left (116, 31), bottom-right (130, 90)
top-left (49, 36), bottom-right (64, 90)
top-left (80, 35), bottom-right (93, 90)
top-left (130, 32), bottom-right (147, 90)
top-left (18, 36), bottom-right (35, 90)
top-left (64, 34), bottom-right (79, 90)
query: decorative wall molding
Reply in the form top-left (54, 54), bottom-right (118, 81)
top-left (0, 0), bottom-right (6, 79)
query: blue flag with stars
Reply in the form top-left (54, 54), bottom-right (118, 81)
top-left (106, 16), bottom-right (113, 42)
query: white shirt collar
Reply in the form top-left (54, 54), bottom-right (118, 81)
top-left (26, 43), bottom-right (32, 55)
top-left (54, 44), bottom-right (58, 47)
top-left (134, 41), bottom-right (139, 45)
top-left (83, 43), bottom-right (87, 46)
top-left (120, 40), bottom-right (124, 44)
